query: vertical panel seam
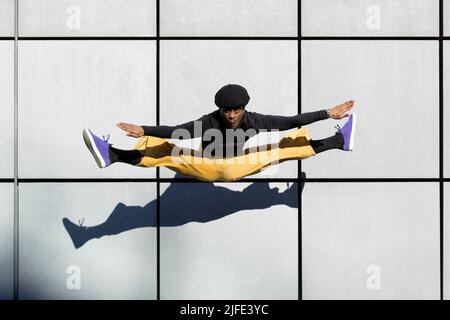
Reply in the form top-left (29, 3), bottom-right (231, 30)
top-left (298, 0), bottom-right (302, 301)
top-left (13, 0), bottom-right (19, 301)
top-left (439, 0), bottom-right (444, 301)
top-left (156, 0), bottom-right (161, 301)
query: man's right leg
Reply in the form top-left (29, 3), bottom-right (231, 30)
top-left (83, 129), bottom-right (142, 168)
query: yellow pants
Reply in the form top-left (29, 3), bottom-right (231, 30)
top-left (133, 127), bottom-right (317, 182)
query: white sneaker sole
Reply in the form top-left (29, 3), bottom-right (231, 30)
top-left (348, 113), bottom-right (356, 151)
top-left (83, 129), bottom-right (106, 168)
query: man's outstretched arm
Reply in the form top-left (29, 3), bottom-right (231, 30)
top-left (140, 121), bottom-right (198, 138)
top-left (253, 110), bottom-right (329, 131)
top-left (117, 116), bottom-right (207, 139)
top-left (253, 100), bottom-right (355, 130)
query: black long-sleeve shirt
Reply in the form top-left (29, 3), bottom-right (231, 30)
top-left (141, 109), bottom-right (329, 157)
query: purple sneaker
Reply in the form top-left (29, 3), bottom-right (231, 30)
top-left (334, 113), bottom-right (356, 151)
top-left (83, 129), bottom-right (112, 168)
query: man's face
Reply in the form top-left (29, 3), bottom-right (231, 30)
top-left (220, 106), bottom-right (245, 129)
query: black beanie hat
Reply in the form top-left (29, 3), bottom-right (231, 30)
top-left (214, 84), bottom-right (250, 109)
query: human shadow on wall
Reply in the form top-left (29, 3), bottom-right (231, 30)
top-left (63, 172), bottom-right (306, 249)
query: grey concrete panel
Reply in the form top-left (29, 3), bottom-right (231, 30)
top-left (18, 41), bottom-right (157, 178)
top-left (160, 0), bottom-right (297, 37)
top-left (19, 183), bottom-right (157, 299)
top-left (302, 182), bottom-right (439, 300)
top-left (0, 0), bottom-right (14, 36)
top-left (0, 183), bottom-right (14, 300)
top-left (444, 0), bottom-right (450, 36)
top-left (0, 41), bottom-right (14, 178)
top-left (445, 182), bottom-right (450, 299)
top-left (444, 42), bottom-right (450, 178)
top-left (160, 181), bottom-right (299, 299)
top-left (19, 0), bottom-right (156, 37)
top-left (302, 41), bottom-right (438, 178)
top-left (302, 0), bottom-right (438, 36)
top-left (160, 40), bottom-right (299, 179)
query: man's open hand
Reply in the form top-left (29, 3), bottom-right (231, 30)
top-left (329, 100), bottom-right (355, 120)
top-left (116, 122), bottom-right (144, 138)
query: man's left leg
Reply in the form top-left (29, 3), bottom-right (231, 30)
top-left (310, 132), bottom-right (344, 154)
top-left (310, 113), bottom-right (356, 154)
